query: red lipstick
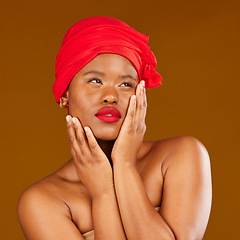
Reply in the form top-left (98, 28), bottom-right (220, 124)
top-left (95, 107), bottom-right (121, 123)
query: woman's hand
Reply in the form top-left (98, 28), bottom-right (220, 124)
top-left (111, 80), bottom-right (147, 165)
top-left (66, 116), bottom-right (113, 198)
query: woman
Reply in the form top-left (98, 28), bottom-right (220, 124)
top-left (18, 16), bottom-right (212, 240)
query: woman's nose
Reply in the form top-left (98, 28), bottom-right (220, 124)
top-left (101, 87), bottom-right (119, 105)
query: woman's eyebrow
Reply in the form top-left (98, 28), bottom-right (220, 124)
top-left (83, 71), bottom-right (136, 81)
top-left (83, 71), bottom-right (105, 76)
top-left (120, 74), bottom-right (136, 81)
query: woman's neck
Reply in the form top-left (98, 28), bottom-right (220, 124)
top-left (96, 139), bottom-right (115, 167)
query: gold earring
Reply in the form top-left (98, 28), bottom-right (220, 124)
top-left (59, 102), bottom-right (64, 108)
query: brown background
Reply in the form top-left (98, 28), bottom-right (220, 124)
top-left (1, 0), bottom-right (239, 239)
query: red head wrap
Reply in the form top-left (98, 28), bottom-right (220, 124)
top-left (53, 16), bottom-right (162, 104)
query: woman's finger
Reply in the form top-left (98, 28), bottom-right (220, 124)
top-left (66, 115), bottom-right (82, 160)
top-left (84, 126), bottom-right (106, 160)
top-left (122, 94), bottom-right (136, 131)
top-left (72, 117), bottom-right (91, 156)
top-left (134, 81), bottom-right (144, 129)
top-left (140, 81), bottom-right (145, 124)
top-left (141, 81), bottom-right (147, 127)
top-left (72, 117), bottom-right (85, 146)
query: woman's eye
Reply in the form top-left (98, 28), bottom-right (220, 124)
top-left (89, 78), bottom-right (102, 84)
top-left (120, 82), bottom-right (133, 87)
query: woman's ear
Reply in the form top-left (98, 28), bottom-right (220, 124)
top-left (59, 88), bottom-right (69, 108)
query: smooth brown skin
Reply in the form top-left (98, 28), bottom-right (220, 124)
top-left (18, 54), bottom-right (212, 240)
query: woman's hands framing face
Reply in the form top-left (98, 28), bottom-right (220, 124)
top-left (111, 80), bottom-right (147, 164)
top-left (66, 116), bottom-right (113, 198)
top-left (65, 80), bottom-right (146, 194)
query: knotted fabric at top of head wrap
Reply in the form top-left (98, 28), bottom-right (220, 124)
top-left (53, 16), bottom-right (162, 104)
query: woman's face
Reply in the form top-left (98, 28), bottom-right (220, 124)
top-left (67, 53), bottom-right (139, 141)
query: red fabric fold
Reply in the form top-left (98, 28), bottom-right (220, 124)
top-left (53, 16), bottom-right (162, 104)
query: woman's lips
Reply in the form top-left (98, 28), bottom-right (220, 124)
top-left (95, 107), bottom-right (121, 123)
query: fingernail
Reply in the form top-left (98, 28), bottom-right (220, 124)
top-left (72, 118), bottom-right (76, 124)
top-left (66, 115), bottom-right (70, 123)
top-left (141, 80), bottom-right (145, 87)
top-left (138, 84), bottom-right (142, 92)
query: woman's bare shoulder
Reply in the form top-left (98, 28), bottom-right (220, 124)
top-left (18, 160), bottom-right (79, 206)
top-left (150, 135), bottom-right (206, 149)
top-left (17, 162), bottom-right (85, 239)
top-left (18, 168), bottom-right (67, 214)
top-left (149, 135), bottom-right (208, 156)
top-left (144, 136), bottom-right (210, 173)
top-left (146, 136), bottom-right (212, 239)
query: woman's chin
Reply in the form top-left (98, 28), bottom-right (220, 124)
top-left (95, 134), bottom-right (118, 141)
top-left (97, 137), bottom-right (117, 142)
top-left (93, 128), bottom-right (119, 141)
